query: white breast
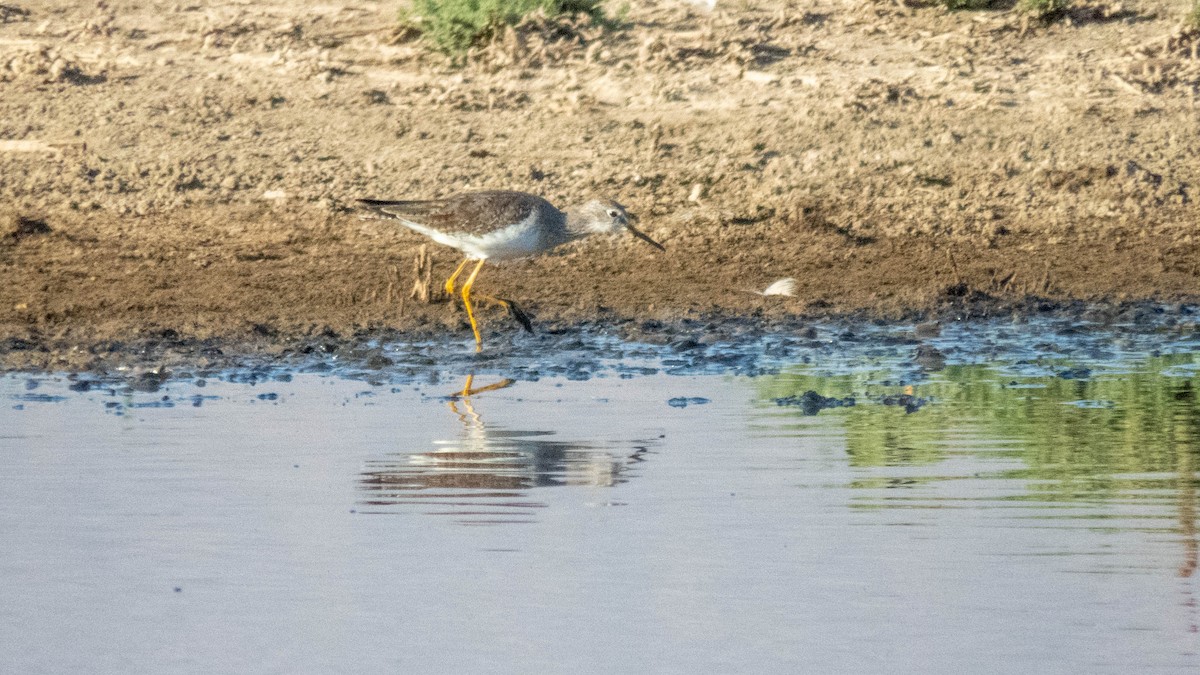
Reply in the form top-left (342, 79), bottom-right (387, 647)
top-left (458, 211), bottom-right (547, 261)
top-left (394, 209), bottom-right (554, 261)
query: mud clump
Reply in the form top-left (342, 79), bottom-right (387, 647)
top-left (774, 391), bottom-right (856, 415)
top-left (878, 394), bottom-right (930, 415)
top-left (1, 46), bottom-right (106, 84)
top-left (0, 4), bottom-right (31, 23)
top-left (3, 214), bottom-right (51, 242)
top-left (667, 396), bottom-right (710, 408)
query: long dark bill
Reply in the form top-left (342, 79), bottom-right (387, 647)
top-left (626, 223), bottom-right (665, 252)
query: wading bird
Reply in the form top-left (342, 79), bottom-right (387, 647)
top-left (358, 190), bottom-right (664, 352)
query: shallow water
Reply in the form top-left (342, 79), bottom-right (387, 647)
top-left (2, 318), bottom-right (1199, 673)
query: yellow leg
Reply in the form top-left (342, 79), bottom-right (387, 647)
top-left (444, 258), bottom-right (472, 297)
top-left (460, 259), bottom-right (487, 352)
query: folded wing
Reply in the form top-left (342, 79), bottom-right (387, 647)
top-left (357, 191), bottom-right (546, 238)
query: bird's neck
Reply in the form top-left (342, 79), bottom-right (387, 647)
top-left (562, 207), bottom-right (596, 241)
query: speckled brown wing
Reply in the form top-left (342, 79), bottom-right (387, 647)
top-left (357, 191), bottom-right (549, 237)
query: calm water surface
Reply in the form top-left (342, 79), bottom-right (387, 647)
top-left (2, 321), bottom-right (1199, 673)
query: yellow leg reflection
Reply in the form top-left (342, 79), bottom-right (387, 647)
top-left (447, 396), bottom-right (480, 427)
top-left (452, 373), bottom-right (515, 400)
top-left (443, 258), bottom-right (472, 297)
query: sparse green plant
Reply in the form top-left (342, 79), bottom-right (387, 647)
top-left (1016, 0), bottom-right (1071, 20)
top-left (399, 0), bottom-right (609, 55)
top-left (1187, 0), bottom-right (1200, 30)
top-left (937, 0), bottom-right (995, 11)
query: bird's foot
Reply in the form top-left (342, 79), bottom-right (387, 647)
top-left (501, 299), bottom-right (535, 334)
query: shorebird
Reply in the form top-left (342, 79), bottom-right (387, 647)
top-left (358, 190), bottom-right (664, 351)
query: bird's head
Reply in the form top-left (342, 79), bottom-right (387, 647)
top-left (574, 199), bottom-right (665, 251)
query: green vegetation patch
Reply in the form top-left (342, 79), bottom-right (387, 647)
top-left (1187, 0), bottom-right (1200, 30)
top-left (936, 0), bottom-right (997, 11)
top-left (400, 0), bottom-right (609, 54)
top-left (1016, 0), bottom-right (1072, 20)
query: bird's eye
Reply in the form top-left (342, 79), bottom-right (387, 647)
top-left (607, 209), bottom-right (620, 218)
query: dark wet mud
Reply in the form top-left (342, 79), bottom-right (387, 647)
top-left (8, 303), bottom-right (1197, 406)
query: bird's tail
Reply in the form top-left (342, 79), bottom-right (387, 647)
top-left (356, 199), bottom-right (444, 221)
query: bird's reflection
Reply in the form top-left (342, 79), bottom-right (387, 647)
top-left (358, 375), bottom-right (653, 524)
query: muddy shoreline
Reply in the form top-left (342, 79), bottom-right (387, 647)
top-left (3, 287), bottom-right (1195, 378)
top-left (3, 200), bottom-right (1198, 373)
top-left (2, 1), bottom-right (1198, 369)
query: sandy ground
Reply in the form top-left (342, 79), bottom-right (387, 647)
top-left (1, 0), bottom-right (1198, 369)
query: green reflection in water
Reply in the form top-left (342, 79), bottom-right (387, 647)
top-left (759, 353), bottom-right (1200, 576)
top-left (759, 354), bottom-right (1199, 476)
